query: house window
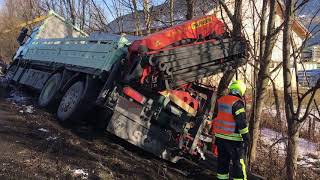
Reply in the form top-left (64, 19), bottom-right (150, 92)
top-left (313, 48), bottom-right (320, 60)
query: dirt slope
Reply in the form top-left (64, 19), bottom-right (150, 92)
top-left (0, 84), bottom-right (216, 180)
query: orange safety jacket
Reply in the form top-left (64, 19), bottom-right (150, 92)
top-left (212, 95), bottom-right (244, 141)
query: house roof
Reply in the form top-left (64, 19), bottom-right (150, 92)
top-left (275, 1), bottom-right (309, 38)
top-left (107, 0), bottom-right (216, 34)
top-left (108, 0), bottom-right (310, 39)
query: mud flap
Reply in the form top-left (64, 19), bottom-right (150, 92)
top-left (107, 96), bottom-right (172, 160)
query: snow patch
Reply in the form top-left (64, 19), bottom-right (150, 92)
top-left (261, 128), bottom-right (320, 168)
top-left (72, 169), bottom-right (88, 179)
top-left (6, 89), bottom-right (31, 104)
top-left (46, 136), bottom-right (57, 141)
top-left (260, 128), bottom-right (286, 154)
top-left (38, 128), bottom-right (49, 133)
top-left (297, 156), bottom-right (320, 168)
top-left (18, 105), bottom-right (34, 114)
top-left (24, 105), bottom-right (34, 113)
top-left (261, 128), bottom-right (319, 156)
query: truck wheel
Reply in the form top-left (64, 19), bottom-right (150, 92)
top-left (38, 73), bottom-right (62, 108)
top-left (57, 81), bottom-right (85, 122)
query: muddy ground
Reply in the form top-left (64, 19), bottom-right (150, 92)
top-left (0, 82), bottom-right (218, 180)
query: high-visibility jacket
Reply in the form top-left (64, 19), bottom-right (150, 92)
top-left (213, 95), bottom-right (246, 141)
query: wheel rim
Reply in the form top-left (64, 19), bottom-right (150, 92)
top-left (58, 81), bottom-right (84, 121)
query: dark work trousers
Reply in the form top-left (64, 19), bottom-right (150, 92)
top-left (215, 137), bottom-right (247, 180)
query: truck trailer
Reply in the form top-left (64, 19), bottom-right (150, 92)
top-left (5, 10), bottom-right (247, 163)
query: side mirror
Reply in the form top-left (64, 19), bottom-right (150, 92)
top-left (17, 27), bottom-right (29, 46)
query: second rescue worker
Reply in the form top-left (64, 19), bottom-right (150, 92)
top-left (212, 80), bottom-right (249, 180)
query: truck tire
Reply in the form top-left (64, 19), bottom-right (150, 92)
top-left (38, 73), bottom-right (62, 108)
top-left (57, 80), bottom-right (85, 122)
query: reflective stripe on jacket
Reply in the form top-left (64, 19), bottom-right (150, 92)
top-left (213, 95), bottom-right (244, 141)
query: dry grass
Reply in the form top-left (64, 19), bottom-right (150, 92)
top-left (246, 87), bottom-right (320, 108)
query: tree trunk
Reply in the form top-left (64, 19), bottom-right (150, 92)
top-left (311, 117), bottom-right (315, 141)
top-left (170, 0), bottom-right (174, 26)
top-left (132, 0), bottom-right (141, 36)
top-left (81, 0), bottom-right (86, 30)
top-left (231, 0), bottom-right (242, 38)
top-left (216, 69), bottom-right (236, 98)
top-left (186, 0), bottom-right (194, 20)
top-left (286, 121), bottom-right (300, 180)
top-left (215, 0), bottom-right (243, 99)
top-left (249, 0), bottom-right (277, 162)
top-left (283, 0), bottom-right (299, 179)
top-left (66, 0), bottom-right (76, 25)
top-left (143, 0), bottom-right (151, 34)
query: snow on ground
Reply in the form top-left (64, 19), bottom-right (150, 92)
top-left (71, 169), bottom-right (89, 179)
top-left (46, 136), bottom-right (58, 141)
top-left (5, 89), bottom-right (31, 104)
top-left (0, 75), bottom-right (30, 104)
top-left (38, 128), bottom-right (49, 133)
top-left (260, 128), bottom-right (320, 168)
top-left (18, 105), bottom-right (34, 113)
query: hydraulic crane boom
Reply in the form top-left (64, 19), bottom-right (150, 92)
top-left (124, 15), bottom-right (247, 91)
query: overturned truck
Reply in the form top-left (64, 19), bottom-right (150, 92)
top-left (5, 11), bottom-right (246, 163)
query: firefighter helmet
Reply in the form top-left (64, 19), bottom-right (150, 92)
top-left (229, 80), bottom-right (246, 96)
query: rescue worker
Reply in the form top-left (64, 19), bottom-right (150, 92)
top-left (212, 80), bottom-right (249, 180)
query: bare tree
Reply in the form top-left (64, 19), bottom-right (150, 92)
top-left (282, 2), bottom-right (320, 179)
top-left (66, 0), bottom-right (76, 25)
top-left (132, 0), bottom-right (141, 35)
top-left (169, 0), bottom-right (174, 26)
top-left (186, 0), bottom-right (194, 20)
top-left (215, 0), bottom-right (243, 98)
top-left (143, 0), bottom-right (152, 34)
top-left (249, 0), bottom-right (279, 162)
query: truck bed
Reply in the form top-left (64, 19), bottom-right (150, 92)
top-left (22, 37), bottom-right (126, 73)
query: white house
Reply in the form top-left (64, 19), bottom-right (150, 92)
top-left (303, 45), bottom-right (320, 68)
top-left (204, 0), bottom-right (311, 89)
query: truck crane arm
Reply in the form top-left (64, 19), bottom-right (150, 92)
top-left (124, 15), bottom-right (246, 91)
